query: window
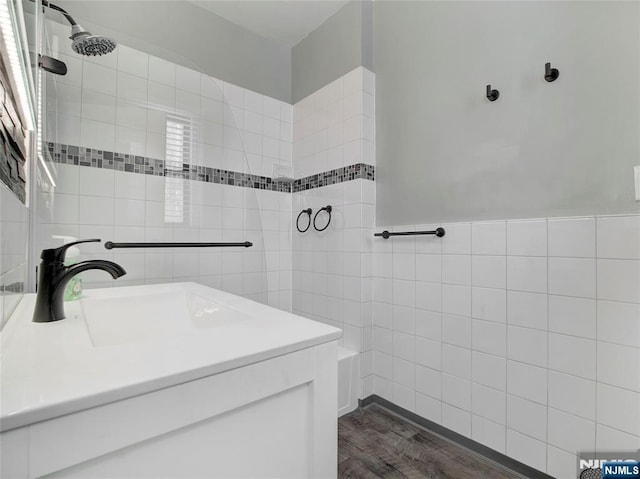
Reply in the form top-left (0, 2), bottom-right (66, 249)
top-left (164, 114), bottom-right (191, 224)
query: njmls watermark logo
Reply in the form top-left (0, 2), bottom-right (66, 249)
top-left (579, 451), bottom-right (640, 479)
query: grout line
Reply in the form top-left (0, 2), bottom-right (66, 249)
top-left (545, 218), bottom-right (550, 471)
top-left (469, 225), bottom-right (476, 442)
top-left (439, 228), bottom-right (445, 426)
top-left (594, 217), bottom-right (599, 454)
top-left (505, 225), bottom-right (511, 455)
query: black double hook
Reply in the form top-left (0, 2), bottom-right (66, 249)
top-left (313, 205), bottom-right (332, 232)
top-left (296, 208), bottom-right (312, 233)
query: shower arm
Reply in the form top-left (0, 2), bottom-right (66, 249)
top-left (37, 0), bottom-right (79, 27)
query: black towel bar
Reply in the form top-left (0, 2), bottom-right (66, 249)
top-left (374, 228), bottom-right (445, 239)
top-left (104, 241), bottom-right (252, 249)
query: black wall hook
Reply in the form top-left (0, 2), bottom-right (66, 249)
top-left (486, 85), bottom-right (499, 102)
top-left (544, 62), bottom-right (559, 82)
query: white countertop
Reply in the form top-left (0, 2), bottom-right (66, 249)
top-left (0, 283), bottom-right (342, 432)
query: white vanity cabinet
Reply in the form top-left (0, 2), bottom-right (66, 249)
top-left (1, 284), bottom-right (341, 478)
top-left (1, 342), bottom-right (337, 478)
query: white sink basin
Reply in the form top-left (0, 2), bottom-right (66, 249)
top-left (80, 284), bottom-right (251, 347)
top-left (0, 281), bottom-right (342, 433)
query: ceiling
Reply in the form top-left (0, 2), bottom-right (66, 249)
top-left (187, 1), bottom-right (350, 47)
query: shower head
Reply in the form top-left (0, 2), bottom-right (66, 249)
top-left (40, 0), bottom-right (117, 56)
top-left (70, 25), bottom-right (117, 56)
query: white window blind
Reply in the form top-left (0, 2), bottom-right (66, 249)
top-left (164, 115), bottom-right (191, 224)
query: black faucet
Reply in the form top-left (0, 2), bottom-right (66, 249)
top-left (32, 239), bottom-right (126, 323)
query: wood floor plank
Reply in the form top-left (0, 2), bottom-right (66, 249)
top-left (338, 404), bottom-right (524, 479)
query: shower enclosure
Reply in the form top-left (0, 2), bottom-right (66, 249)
top-left (23, 0), bottom-right (293, 309)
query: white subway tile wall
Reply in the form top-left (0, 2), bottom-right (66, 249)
top-left (41, 23), bottom-right (293, 309)
top-left (292, 67), bottom-right (375, 178)
top-left (0, 184), bottom-right (29, 329)
top-left (292, 67), bottom-right (376, 397)
top-left (41, 163), bottom-right (293, 308)
top-left (47, 51), bottom-right (292, 177)
top-left (371, 214), bottom-right (640, 476)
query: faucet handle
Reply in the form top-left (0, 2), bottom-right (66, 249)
top-left (42, 238), bottom-right (101, 263)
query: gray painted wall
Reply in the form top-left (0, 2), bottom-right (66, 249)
top-left (291, 1), bottom-right (372, 103)
top-left (374, 1), bottom-right (640, 225)
top-left (55, 1), bottom-right (291, 102)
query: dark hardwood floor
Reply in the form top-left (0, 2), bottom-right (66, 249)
top-left (338, 404), bottom-right (525, 479)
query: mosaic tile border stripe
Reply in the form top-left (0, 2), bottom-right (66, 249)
top-left (46, 142), bottom-right (292, 193)
top-left (292, 164), bottom-right (375, 193)
top-left (0, 281), bottom-right (24, 293)
top-left (46, 143), bottom-right (375, 193)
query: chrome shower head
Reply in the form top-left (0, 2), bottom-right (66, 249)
top-left (70, 25), bottom-right (117, 56)
top-left (39, 1), bottom-right (117, 56)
